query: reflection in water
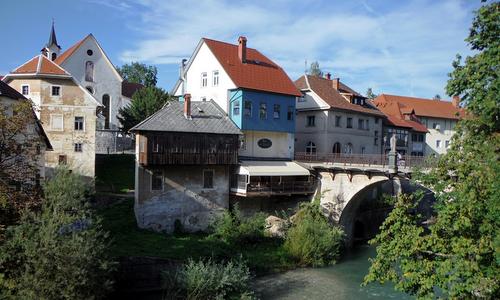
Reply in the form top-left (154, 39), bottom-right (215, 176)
top-left (253, 245), bottom-right (413, 300)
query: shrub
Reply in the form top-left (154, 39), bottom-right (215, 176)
top-left (209, 205), bottom-right (266, 245)
top-left (163, 257), bottom-right (254, 299)
top-left (284, 202), bottom-right (344, 267)
top-left (0, 167), bottom-right (116, 299)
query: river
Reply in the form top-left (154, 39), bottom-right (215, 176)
top-left (252, 245), bottom-right (412, 300)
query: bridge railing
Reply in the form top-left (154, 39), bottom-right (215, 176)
top-left (295, 152), bottom-right (434, 169)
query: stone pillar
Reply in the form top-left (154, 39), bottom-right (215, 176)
top-left (388, 133), bottom-right (398, 174)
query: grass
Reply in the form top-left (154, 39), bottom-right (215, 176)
top-left (95, 154), bottom-right (135, 193)
top-left (96, 199), bottom-right (295, 275)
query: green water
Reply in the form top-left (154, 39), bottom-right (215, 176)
top-left (253, 245), bottom-right (413, 300)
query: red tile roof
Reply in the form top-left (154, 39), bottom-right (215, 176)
top-left (373, 94), bottom-right (464, 120)
top-left (295, 75), bottom-right (385, 117)
top-left (372, 96), bottom-right (428, 133)
top-left (203, 38), bottom-right (301, 97)
top-left (11, 55), bottom-right (70, 76)
top-left (54, 36), bottom-right (87, 65)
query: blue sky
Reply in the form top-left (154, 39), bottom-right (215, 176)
top-left (0, 0), bottom-right (480, 98)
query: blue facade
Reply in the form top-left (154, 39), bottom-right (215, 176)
top-left (229, 89), bottom-right (296, 133)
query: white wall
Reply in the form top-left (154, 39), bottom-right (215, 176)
top-left (60, 36), bottom-right (125, 130)
top-left (419, 117), bottom-right (457, 155)
top-left (174, 42), bottom-right (237, 113)
top-left (239, 130), bottom-right (294, 159)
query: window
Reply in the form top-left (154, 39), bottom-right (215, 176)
top-left (445, 140), bottom-right (450, 148)
top-left (58, 155), bottom-right (67, 165)
top-left (50, 114), bottom-right (63, 131)
top-left (433, 123), bottom-right (440, 131)
top-left (233, 101), bottom-right (240, 116)
top-left (358, 119), bottom-right (364, 130)
top-left (344, 143), bottom-right (353, 154)
top-left (87, 49), bottom-right (93, 56)
top-left (436, 140), bottom-right (441, 148)
top-left (51, 52), bottom-right (57, 61)
top-left (51, 86), bottom-right (61, 96)
top-left (201, 72), bottom-right (207, 87)
top-left (102, 94), bottom-right (110, 129)
top-left (335, 116), bottom-right (341, 127)
top-left (259, 102), bottom-right (267, 120)
top-left (332, 142), bottom-right (341, 154)
top-left (152, 136), bottom-right (159, 153)
top-left (244, 101), bottom-right (252, 117)
top-left (411, 134), bottom-right (424, 142)
top-left (74, 116), bottom-right (84, 131)
top-left (240, 135), bottom-right (246, 150)
top-left (212, 70), bottom-right (219, 86)
top-left (374, 130), bottom-right (379, 145)
top-left (74, 143), bottom-right (83, 152)
top-left (361, 146), bottom-right (366, 154)
top-left (306, 141), bottom-right (316, 154)
top-left (306, 115), bottom-right (316, 127)
top-left (273, 104), bottom-right (280, 119)
top-left (85, 61), bottom-right (94, 82)
top-left (365, 119), bottom-right (370, 130)
top-left (21, 85), bottom-right (29, 95)
top-left (347, 117), bottom-right (353, 128)
top-left (151, 171), bottom-right (163, 191)
top-left (201, 97), bottom-right (206, 102)
top-left (375, 117), bottom-right (379, 124)
top-left (203, 169), bottom-right (214, 189)
top-left (287, 106), bottom-right (294, 120)
top-left (298, 96), bottom-right (306, 102)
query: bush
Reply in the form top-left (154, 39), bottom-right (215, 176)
top-left (0, 167), bottom-right (116, 299)
top-left (163, 257), bottom-right (254, 299)
top-left (284, 202), bottom-right (344, 267)
top-left (209, 205), bottom-right (266, 245)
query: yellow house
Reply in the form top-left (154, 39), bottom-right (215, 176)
top-left (3, 55), bottom-right (101, 180)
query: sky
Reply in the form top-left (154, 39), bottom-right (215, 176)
top-left (0, 0), bottom-right (481, 99)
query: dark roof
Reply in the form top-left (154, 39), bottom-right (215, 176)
top-left (202, 38), bottom-right (301, 97)
top-left (46, 22), bottom-right (61, 49)
top-left (295, 75), bottom-right (385, 117)
top-left (122, 81), bottom-right (144, 98)
top-left (0, 81), bottom-right (53, 150)
top-left (131, 100), bottom-right (241, 135)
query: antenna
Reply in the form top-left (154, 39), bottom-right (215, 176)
top-left (304, 59), bottom-right (308, 74)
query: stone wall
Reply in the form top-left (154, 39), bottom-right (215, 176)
top-left (95, 130), bottom-right (135, 154)
top-left (135, 164), bottom-right (231, 233)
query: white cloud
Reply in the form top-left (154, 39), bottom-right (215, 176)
top-left (98, 0), bottom-right (476, 97)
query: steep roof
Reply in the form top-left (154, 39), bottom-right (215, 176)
top-left (202, 38), bottom-right (301, 97)
top-left (132, 100), bottom-right (241, 135)
top-left (46, 22), bottom-right (61, 49)
top-left (0, 81), bottom-right (53, 150)
top-left (122, 81), bottom-right (144, 98)
top-left (372, 97), bottom-right (427, 133)
top-left (54, 36), bottom-right (87, 65)
top-left (295, 75), bottom-right (385, 117)
top-left (373, 94), bottom-right (464, 120)
top-left (11, 55), bottom-right (70, 76)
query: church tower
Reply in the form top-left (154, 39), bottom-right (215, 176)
top-left (41, 20), bottom-right (61, 61)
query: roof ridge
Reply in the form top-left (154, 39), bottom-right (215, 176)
top-left (36, 55), bottom-right (43, 73)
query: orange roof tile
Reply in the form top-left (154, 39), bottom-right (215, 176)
top-left (374, 94), bottom-right (464, 120)
top-left (54, 36), bottom-right (87, 65)
top-left (203, 38), bottom-right (301, 97)
top-left (11, 55), bottom-right (70, 76)
top-left (295, 75), bottom-right (385, 117)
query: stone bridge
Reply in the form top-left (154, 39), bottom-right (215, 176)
top-left (295, 152), bottom-right (434, 247)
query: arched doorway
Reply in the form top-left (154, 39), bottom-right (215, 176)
top-left (332, 142), bottom-right (341, 155)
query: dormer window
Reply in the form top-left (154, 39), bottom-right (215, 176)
top-left (21, 85), bottom-right (29, 96)
top-left (201, 72), bottom-right (207, 87)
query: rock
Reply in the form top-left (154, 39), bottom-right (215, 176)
top-left (265, 215), bottom-right (287, 238)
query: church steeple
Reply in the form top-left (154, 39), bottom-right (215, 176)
top-left (42, 19), bottom-right (61, 61)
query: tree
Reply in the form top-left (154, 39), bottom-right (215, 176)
top-left (118, 86), bottom-right (174, 131)
top-left (0, 99), bottom-right (44, 238)
top-left (308, 61), bottom-right (323, 77)
top-left (117, 62), bottom-right (158, 87)
top-left (0, 167), bottom-right (116, 299)
top-left (433, 94), bottom-right (441, 100)
top-left (366, 88), bottom-right (378, 99)
top-left (364, 2), bottom-right (500, 298)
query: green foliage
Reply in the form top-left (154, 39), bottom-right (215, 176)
top-left (0, 167), bottom-right (116, 300)
top-left (308, 61), bottom-right (323, 77)
top-left (365, 87), bottom-right (378, 99)
top-left (284, 202), bottom-right (344, 267)
top-left (95, 154), bottom-right (135, 193)
top-left (117, 86), bottom-right (174, 131)
top-left (364, 2), bottom-right (500, 298)
top-left (117, 62), bottom-right (158, 87)
top-left (163, 257), bottom-right (254, 300)
top-left (209, 206), bottom-right (267, 245)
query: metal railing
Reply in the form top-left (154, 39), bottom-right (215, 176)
top-left (245, 180), bottom-right (317, 195)
top-left (294, 152), bottom-right (432, 169)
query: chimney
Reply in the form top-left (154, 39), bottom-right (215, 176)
top-left (332, 78), bottom-right (340, 90)
top-left (452, 95), bottom-right (460, 108)
top-left (325, 72), bottom-right (331, 80)
top-left (238, 36), bottom-right (247, 63)
top-left (184, 93), bottom-right (192, 119)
